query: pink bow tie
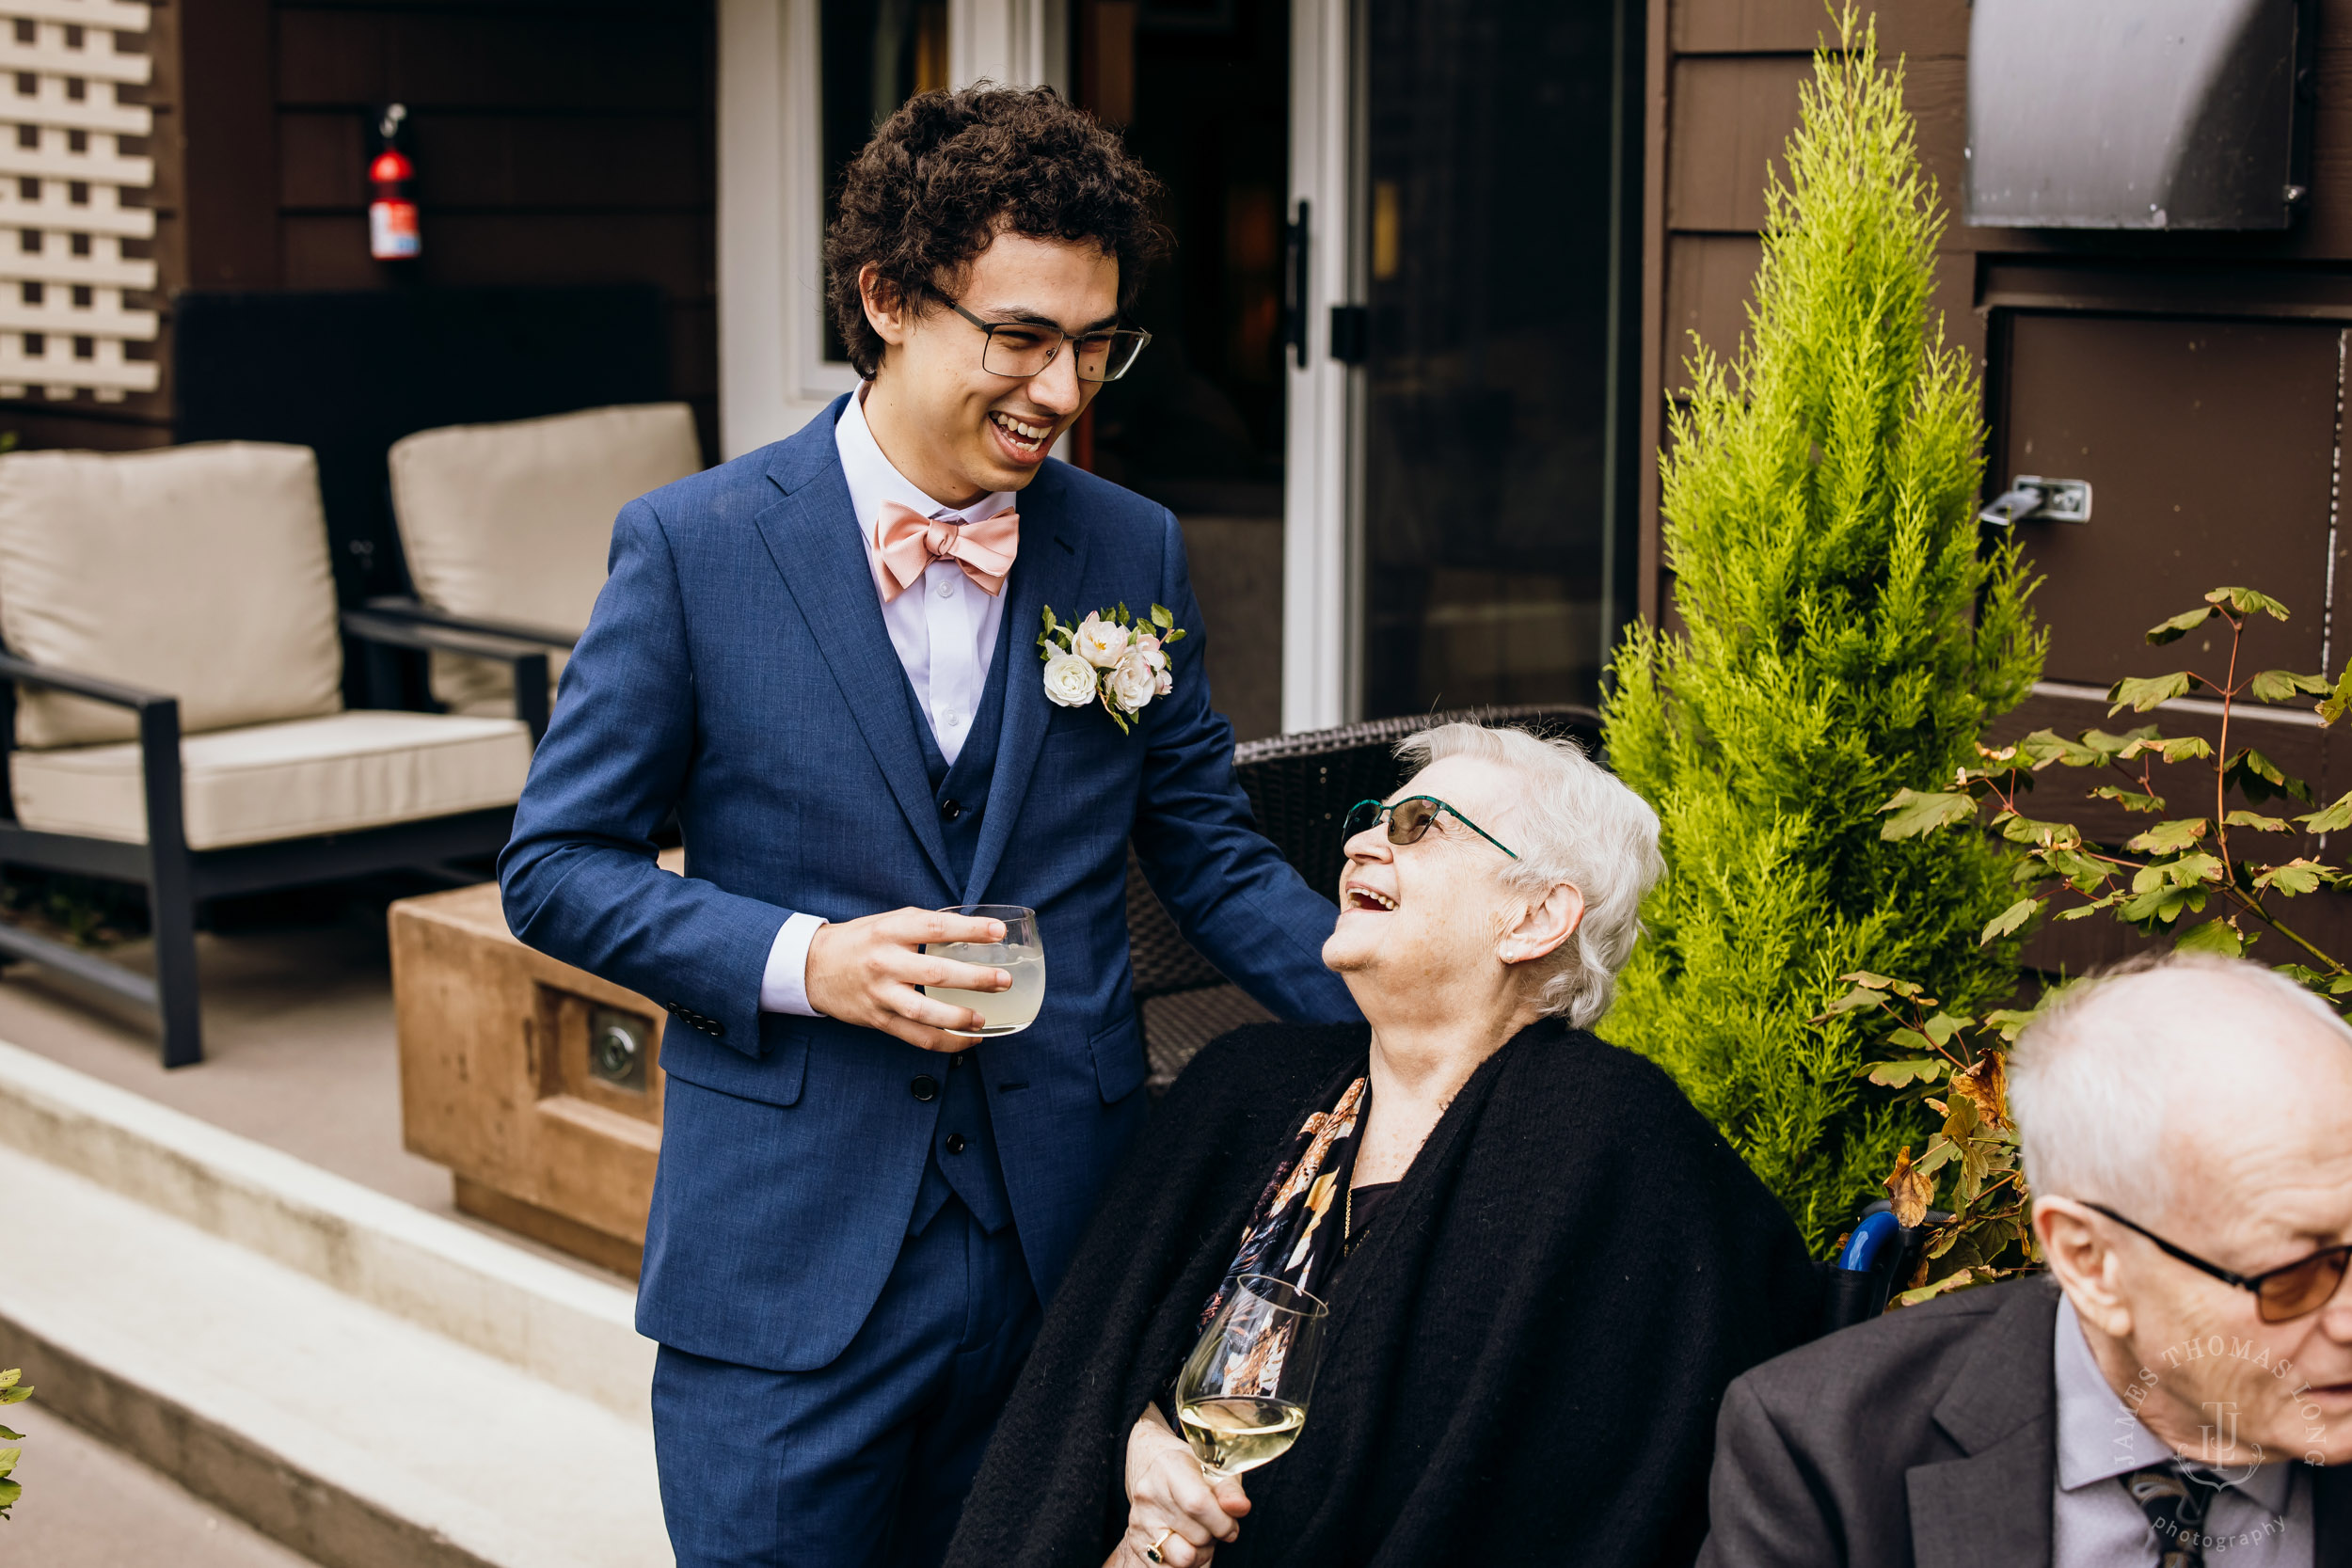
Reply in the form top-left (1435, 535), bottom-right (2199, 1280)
top-left (873, 500), bottom-right (1020, 602)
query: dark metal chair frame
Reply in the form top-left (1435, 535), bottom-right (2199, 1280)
top-left (1129, 703), bottom-right (1605, 1087)
top-left (0, 611), bottom-right (557, 1069)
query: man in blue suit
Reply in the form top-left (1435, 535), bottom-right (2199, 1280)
top-left (500, 86), bottom-right (1357, 1566)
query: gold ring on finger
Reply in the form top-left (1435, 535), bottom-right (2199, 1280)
top-left (1146, 1526), bottom-right (1178, 1564)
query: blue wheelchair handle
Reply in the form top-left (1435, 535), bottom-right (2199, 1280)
top-left (1836, 1210), bottom-right (1903, 1274)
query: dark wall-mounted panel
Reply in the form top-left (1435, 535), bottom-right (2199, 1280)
top-left (1992, 310), bottom-right (2341, 686)
top-left (1967, 0), bottom-right (2309, 230)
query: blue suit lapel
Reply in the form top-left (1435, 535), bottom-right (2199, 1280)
top-left (751, 412), bottom-right (959, 894)
top-left (964, 464), bottom-right (1090, 905)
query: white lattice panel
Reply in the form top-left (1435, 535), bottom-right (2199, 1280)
top-left (0, 0), bottom-right (155, 402)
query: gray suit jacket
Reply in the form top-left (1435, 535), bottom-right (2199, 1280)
top-left (1695, 1275), bottom-right (2352, 1567)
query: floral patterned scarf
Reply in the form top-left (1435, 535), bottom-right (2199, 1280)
top-left (1197, 1061), bottom-right (1370, 1329)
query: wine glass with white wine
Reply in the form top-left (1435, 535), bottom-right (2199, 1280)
top-left (1173, 1274), bottom-right (1327, 1482)
top-left (924, 904), bottom-right (1044, 1037)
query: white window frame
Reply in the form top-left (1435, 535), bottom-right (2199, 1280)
top-left (718, 0), bottom-right (1068, 459)
top-left (1281, 0), bottom-right (1359, 731)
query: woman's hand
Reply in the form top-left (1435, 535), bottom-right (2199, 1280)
top-left (1108, 1406), bottom-right (1248, 1567)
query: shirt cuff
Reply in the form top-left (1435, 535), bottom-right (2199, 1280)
top-left (759, 911), bottom-right (827, 1016)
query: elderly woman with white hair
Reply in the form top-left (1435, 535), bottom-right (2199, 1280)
top-left (947, 723), bottom-right (1824, 1568)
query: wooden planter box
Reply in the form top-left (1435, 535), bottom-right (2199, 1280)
top-left (390, 853), bottom-right (680, 1277)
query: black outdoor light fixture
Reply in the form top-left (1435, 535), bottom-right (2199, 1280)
top-left (1966, 0), bottom-right (2314, 230)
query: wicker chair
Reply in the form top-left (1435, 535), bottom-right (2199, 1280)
top-left (1131, 704), bottom-right (1604, 1088)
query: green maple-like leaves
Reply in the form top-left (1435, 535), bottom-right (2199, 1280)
top-left (2139, 587), bottom-right (2290, 645)
top-left (1879, 787), bottom-right (1979, 841)
top-left (2173, 918), bottom-right (2248, 958)
top-left (2124, 818), bottom-right (2207, 855)
top-left (2107, 671), bottom-right (2205, 715)
top-left (2091, 784), bottom-right (2168, 815)
top-left (2222, 747), bottom-right (2312, 805)
top-left (2249, 669), bottom-right (2333, 705)
top-left (1839, 974), bottom-right (2039, 1306)
top-left (2207, 586), bottom-right (2292, 622)
top-left (2298, 790), bottom-right (2352, 833)
top-left (0, 1370), bottom-right (27, 1520)
top-left (1979, 896), bottom-right (2039, 944)
top-left (2145, 605), bottom-right (2217, 645)
top-left (2254, 859), bottom-right (2340, 895)
top-left (2120, 732), bottom-right (2213, 766)
top-left (2321, 667), bottom-right (2352, 725)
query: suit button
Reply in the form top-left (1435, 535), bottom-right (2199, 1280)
top-left (940, 798), bottom-right (961, 821)
top-left (945, 1132), bottom-right (968, 1155)
top-left (911, 1075), bottom-right (939, 1102)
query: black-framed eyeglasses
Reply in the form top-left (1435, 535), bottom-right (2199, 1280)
top-left (943, 297), bottom-right (1152, 383)
top-left (1343, 796), bottom-right (1518, 860)
top-left (2086, 1202), bottom-right (2352, 1323)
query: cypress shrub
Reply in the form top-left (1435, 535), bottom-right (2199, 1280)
top-left (1600, 10), bottom-right (2044, 1250)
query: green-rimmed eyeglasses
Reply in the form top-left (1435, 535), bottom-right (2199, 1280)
top-left (1343, 796), bottom-right (1518, 860)
top-left (944, 297), bottom-right (1152, 383)
top-left (2086, 1202), bottom-right (2352, 1323)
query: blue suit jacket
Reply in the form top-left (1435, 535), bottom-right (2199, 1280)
top-left (500, 398), bottom-right (1359, 1371)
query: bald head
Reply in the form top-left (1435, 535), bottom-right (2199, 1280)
top-left (2016, 952), bottom-right (2352, 1467)
top-left (2010, 952), bottom-right (2352, 1223)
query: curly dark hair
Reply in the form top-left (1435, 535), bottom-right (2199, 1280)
top-left (824, 85), bottom-right (1169, 378)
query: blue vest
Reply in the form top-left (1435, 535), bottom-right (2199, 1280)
top-left (903, 604), bottom-right (1017, 1237)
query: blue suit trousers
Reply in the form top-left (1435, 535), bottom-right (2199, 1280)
top-left (651, 1186), bottom-right (1040, 1568)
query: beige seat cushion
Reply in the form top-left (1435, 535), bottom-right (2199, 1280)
top-left (389, 403), bottom-right (702, 713)
top-left (10, 711), bottom-right (531, 851)
top-left (0, 442), bottom-right (343, 749)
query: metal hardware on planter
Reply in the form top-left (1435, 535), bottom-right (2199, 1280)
top-left (1978, 474), bottom-right (2092, 528)
top-left (589, 1006), bottom-right (650, 1091)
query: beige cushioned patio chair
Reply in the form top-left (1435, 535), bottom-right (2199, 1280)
top-left (0, 441), bottom-right (552, 1067)
top-left (386, 402), bottom-right (703, 715)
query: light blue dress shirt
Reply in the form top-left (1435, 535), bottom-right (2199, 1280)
top-left (2053, 1295), bottom-right (2310, 1565)
top-left (755, 385), bottom-right (1017, 1016)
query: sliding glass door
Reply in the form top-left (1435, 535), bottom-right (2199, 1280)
top-left (1356, 0), bottom-right (1641, 717)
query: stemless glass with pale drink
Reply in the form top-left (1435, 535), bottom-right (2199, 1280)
top-left (1173, 1274), bottom-right (1327, 1481)
top-left (924, 903), bottom-right (1045, 1037)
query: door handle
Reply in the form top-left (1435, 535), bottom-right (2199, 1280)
top-left (1329, 304), bottom-right (1369, 365)
top-left (1283, 199), bottom-right (1310, 369)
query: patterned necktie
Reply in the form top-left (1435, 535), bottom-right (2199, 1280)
top-left (2120, 1462), bottom-right (2222, 1568)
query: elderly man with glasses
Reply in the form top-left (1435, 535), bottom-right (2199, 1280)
top-left (1696, 951), bottom-right (2352, 1568)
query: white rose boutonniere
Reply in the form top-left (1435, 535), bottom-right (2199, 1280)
top-left (1108, 648), bottom-right (1159, 713)
top-left (1042, 651), bottom-right (1099, 708)
top-left (1038, 602), bottom-right (1189, 736)
top-left (1073, 612), bottom-right (1130, 668)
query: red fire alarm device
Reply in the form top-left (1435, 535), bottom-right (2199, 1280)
top-left (369, 103), bottom-right (420, 261)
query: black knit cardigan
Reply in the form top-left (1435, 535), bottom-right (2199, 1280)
top-left (946, 1018), bottom-right (1826, 1568)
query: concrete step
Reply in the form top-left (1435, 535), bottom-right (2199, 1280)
top-left (0, 1042), bottom-right (670, 1568)
top-left (2, 1148), bottom-right (668, 1568)
top-left (0, 1039), bottom-right (654, 1421)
